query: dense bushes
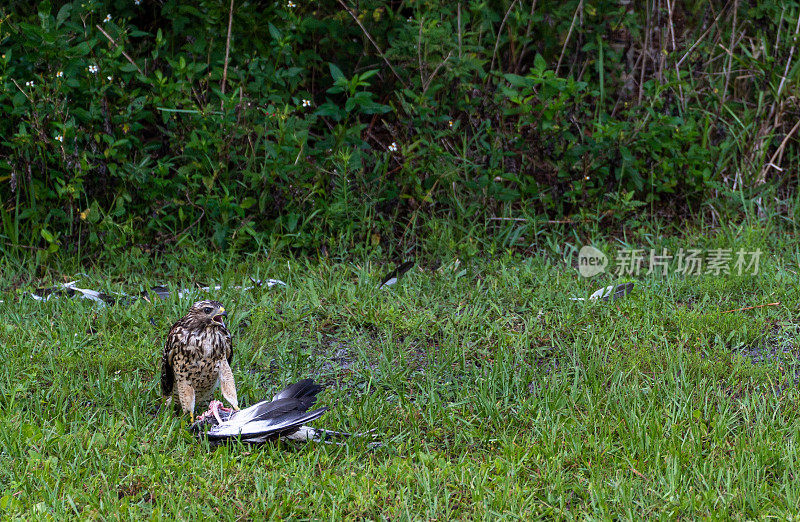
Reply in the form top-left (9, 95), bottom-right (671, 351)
top-left (1, 1), bottom-right (798, 258)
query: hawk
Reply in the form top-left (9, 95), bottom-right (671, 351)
top-left (161, 300), bottom-right (239, 421)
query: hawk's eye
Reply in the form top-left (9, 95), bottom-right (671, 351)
top-left (203, 307), bottom-right (213, 314)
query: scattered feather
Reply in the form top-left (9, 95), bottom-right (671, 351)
top-left (28, 278), bottom-right (287, 306)
top-left (570, 282), bottom-right (634, 302)
top-left (378, 260), bottom-right (414, 289)
top-left (30, 281), bottom-right (121, 306)
top-left (147, 286), bottom-right (171, 301)
top-left (175, 279), bottom-right (287, 299)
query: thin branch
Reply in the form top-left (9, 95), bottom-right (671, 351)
top-left (556, 0), bottom-right (583, 76)
top-left (775, 10), bottom-right (800, 103)
top-left (418, 15), bottom-right (424, 88)
top-left (489, 0), bottom-right (521, 73)
top-left (721, 0), bottom-right (738, 104)
top-left (761, 119), bottom-right (800, 176)
top-left (638, 0), bottom-right (651, 104)
top-left (775, 7), bottom-right (786, 57)
top-left (666, 0), bottom-right (685, 109)
top-left (721, 302), bottom-right (780, 314)
top-left (337, 0), bottom-right (407, 88)
top-left (514, 0), bottom-right (538, 74)
top-left (423, 51), bottom-right (453, 93)
top-left (489, 217), bottom-right (575, 224)
top-left (221, 0), bottom-right (235, 107)
top-left (630, 466), bottom-right (649, 481)
top-left (676, 0), bottom-right (731, 68)
top-left (10, 79), bottom-right (32, 102)
top-left (95, 24), bottom-right (144, 76)
top-left (457, 3), bottom-right (462, 60)
top-left (172, 193), bottom-right (206, 241)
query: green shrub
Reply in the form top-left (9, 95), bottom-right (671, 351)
top-left (0, 1), bottom-right (796, 259)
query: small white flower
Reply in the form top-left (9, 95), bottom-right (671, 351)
top-left (407, 16), bottom-right (413, 22)
top-left (56, 71), bottom-right (63, 78)
top-left (25, 80), bottom-right (34, 87)
top-left (287, 0), bottom-right (296, 6)
top-left (448, 120), bottom-right (453, 128)
top-left (55, 135), bottom-right (63, 142)
top-left (388, 142), bottom-right (398, 152)
top-left (302, 99), bottom-right (311, 107)
top-left (107, 75), bottom-right (113, 81)
top-left (88, 65), bottom-right (98, 74)
top-left (103, 14), bottom-right (112, 23)
top-left (134, 0), bottom-right (141, 4)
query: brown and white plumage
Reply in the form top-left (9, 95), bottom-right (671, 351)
top-left (161, 300), bottom-right (238, 421)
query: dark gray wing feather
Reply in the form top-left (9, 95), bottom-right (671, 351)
top-left (271, 378), bottom-right (323, 403)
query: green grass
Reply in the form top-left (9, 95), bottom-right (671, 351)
top-left (2, 235), bottom-right (800, 518)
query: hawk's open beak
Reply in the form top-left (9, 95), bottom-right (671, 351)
top-left (213, 308), bottom-right (227, 326)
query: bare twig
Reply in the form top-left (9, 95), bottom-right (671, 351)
top-left (721, 302), bottom-right (780, 314)
top-left (221, 0), bottom-right (235, 107)
top-left (418, 15), bottom-right (424, 87)
top-left (775, 7), bottom-right (786, 56)
top-left (638, 0), bottom-right (651, 104)
top-left (761, 119), bottom-right (800, 177)
top-left (95, 24), bottom-right (144, 76)
top-left (514, 0), bottom-right (538, 74)
top-left (489, 217), bottom-right (575, 224)
top-left (721, 0), bottom-right (738, 104)
top-left (775, 10), bottom-right (800, 105)
top-left (175, 193), bottom-right (206, 240)
top-left (3, 241), bottom-right (43, 251)
top-left (489, 0), bottom-right (521, 74)
top-left (676, 0), bottom-right (731, 68)
top-left (457, 3), bottom-right (462, 60)
top-left (423, 51), bottom-right (453, 93)
top-left (556, 0), bottom-right (583, 76)
top-left (337, 0), bottom-right (407, 88)
top-left (630, 466), bottom-right (649, 481)
top-left (10, 79), bottom-right (32, 102)
top-left (656, 0), bottom-right (665, 83)
top-left (666, 0), bottom-right (685, 109)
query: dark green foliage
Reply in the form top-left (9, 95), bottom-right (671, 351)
top-left (0, 1), bottom-right (797, 258)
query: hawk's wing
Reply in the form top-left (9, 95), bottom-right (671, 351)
top-left (160, 322), bottom-right (184, 397)
top-left (225, 331), bottom-right (233, 365)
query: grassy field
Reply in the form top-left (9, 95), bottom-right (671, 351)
top-left (2, 229), bottom-right (800, 518)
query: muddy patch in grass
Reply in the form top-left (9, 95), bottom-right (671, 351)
top-left (733, 323), bottom-right (800, 393)
top-left (736, 323), bottom-right (799, 364)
